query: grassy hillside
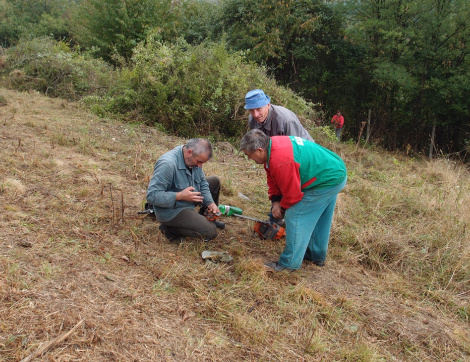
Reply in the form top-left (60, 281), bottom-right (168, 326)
top-left (1, 88), bottom-right (469, 361)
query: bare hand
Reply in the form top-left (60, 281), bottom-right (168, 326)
top-left (272, 202), bottom-right (284, 219)
top-left (206, 203), bottom-right (220, 214)
top-left (177, 186), bottom-right (204, 203)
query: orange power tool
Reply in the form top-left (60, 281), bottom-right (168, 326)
top-left (203, 210), bottom-right (225, 229)
top-left (234, 214), bottom-right (286, 240)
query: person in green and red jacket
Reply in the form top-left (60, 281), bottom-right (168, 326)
top-left (240, 129), bottom-right (347, 271)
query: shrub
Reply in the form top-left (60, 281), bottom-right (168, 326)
top-left (1, 37), bottom-right (114, 100)
top-left (106, 34), bottom-right (318, 139)
top-left (1, 35), bottom-right (325, 141)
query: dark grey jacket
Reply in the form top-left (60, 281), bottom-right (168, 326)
top-left (249, 105), bottom-right (314, 142)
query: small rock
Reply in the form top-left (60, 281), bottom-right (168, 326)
top-left (201, 250), bottom-right (233, 263)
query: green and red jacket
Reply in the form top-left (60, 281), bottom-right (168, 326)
top-left (265, 136), bottom-right (347, 210)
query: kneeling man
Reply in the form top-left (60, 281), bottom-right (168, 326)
top-left (147, 138), bottom-right (221, 241)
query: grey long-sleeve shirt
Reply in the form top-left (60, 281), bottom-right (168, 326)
top-left (146, 145), bottom-right (214, 222)
top-left (248, 104), bottom-right (314, 142)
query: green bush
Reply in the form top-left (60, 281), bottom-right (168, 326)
top-left (1, 37), bottom-right (114, 100)
top-left (311, 125), bottom-right (338, 145)
top-left (0, 0), bottom-right (72, 47)
top-left (2, 35), bottom-right (324, 141)
top-left (105, 34), bottom-right (318, 139)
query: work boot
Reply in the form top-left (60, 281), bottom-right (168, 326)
top-left (264, 261), bottom-right (294, 272)
top-left (303, 257), bottom-right (325, 267)
top-left (213, 220), bottom-right (225, 229)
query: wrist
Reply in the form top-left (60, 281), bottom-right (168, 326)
top-left (271, 195), bottom-right (282, 203)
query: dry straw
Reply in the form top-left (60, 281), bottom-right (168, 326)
top-left (1, 88), bottom-right (469, 360)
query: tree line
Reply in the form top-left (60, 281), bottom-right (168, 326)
top-left (1, 0), bottom-right (469, 158)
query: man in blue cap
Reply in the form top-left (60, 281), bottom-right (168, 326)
top-left (244, 89), bottom-right (314, 142)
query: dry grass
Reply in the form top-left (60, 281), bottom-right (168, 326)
top-left (1, 88), bottom-right (469, 361)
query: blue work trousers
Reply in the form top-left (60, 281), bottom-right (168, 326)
top-left (335, 127), bottom-right (342, 141)
top-left (278, 177), bottom-right (347, 269)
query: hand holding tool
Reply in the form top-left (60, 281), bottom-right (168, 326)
top-left (203, 210), bottom-right (225, 229)
top-left (233, 214), bottom-right (285, 240)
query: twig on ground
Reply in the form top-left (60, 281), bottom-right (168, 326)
top-left (20, 319), bottom-right (85, 362)
top-left (109, 183), bottom-right (115, 227)
top-left (120, 188), bottom-right (125, 223)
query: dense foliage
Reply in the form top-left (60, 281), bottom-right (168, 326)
top-left (0, 0), bottom-right (72, 47)
top-left (345, 0), bottom-right (470, 154)
top-left (0, 0), bottom-right (468, 158)
top-left (2, 37), bottom-right (114, 100)
top-left (1, 35), bottom-right (315, 138)
top-left (216, 0), bottom-right (470, 156)
top-left (217, 0), bottom-right (352, 104)
top-left (70, 0), bottom-right (171, 62)
top-left (96, 35), bottom-right (316, 138)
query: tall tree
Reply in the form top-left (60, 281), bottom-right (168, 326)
top-left (217, 0), bottom-right (349, 99)
top-left (0, 0), bottom-right (72, 47)
top-left (409, 0), bottom-right (470, 156)
top-left (70, 0), bottom-right (181, 62)
top-left (346, 0), bottom-right (470, 154)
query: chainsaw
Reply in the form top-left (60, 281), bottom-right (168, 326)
top-left (233, 214), bottom-right (286, 240)
top-left (203, 210), bottom-right (225, 229)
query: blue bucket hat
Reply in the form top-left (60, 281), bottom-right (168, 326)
top-left (244, 89), bottom-right (271, 109)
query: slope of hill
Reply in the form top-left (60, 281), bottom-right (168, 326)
top-left (1, 88), bottom-right (469, 361)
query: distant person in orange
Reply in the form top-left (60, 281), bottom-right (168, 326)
top-left (331, 110), bottom-right (344, 141)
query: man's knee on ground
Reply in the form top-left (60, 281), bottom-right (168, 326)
top-left (200, 221), bottom-right (218, 240)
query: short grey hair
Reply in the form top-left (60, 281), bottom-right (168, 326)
top-left (186, 138), bottom-right (213, 159)
top-left (240, 129), bottom-right (270, 154)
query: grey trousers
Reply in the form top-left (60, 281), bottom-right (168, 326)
top-left (162, 176), bottom-right (220, 240)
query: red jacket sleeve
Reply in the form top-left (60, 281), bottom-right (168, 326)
top-left (266, 160), bottom-right (304, 210)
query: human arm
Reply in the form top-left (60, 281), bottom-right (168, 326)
top-left (176, 186), bottom-right (204, 203)
top-left (266, 161), bottom-right (303, 211)
top-left (331, 115), bottom-right (344, 127)
top-left (147, 157), bottom-right (202, 208)
top-left (206, 202), bottom-right (220, 214)
top-left (337, 116), bottom-right (344, 128)
top-left (196, 171), bottom-right (217, 208)
top-left (196, 173), bottom-right (219, 213)
top-left (147, 158), bottom-right (180, 208)
top-left (248, 115), bottom-right (256, 130)
top-left (271, 201), bottom-right (284, 219)
top-left (270, 106), bottom-right (313, 141)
